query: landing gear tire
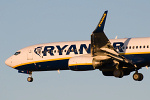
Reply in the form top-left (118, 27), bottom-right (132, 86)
top-left (133, 73), bottom-right (143, 81)
top-left (113, 69), bottom-right (124, 78)
top-left (27, 77), bottom-right (33, 82)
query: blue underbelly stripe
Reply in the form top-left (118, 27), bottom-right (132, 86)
top-left (15, 59), bottom-right (70, 71)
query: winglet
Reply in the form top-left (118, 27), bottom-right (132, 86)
top-left (93, 10), bottom-right (108, 33)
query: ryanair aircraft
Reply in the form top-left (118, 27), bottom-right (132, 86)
top-left (5, 11), bottom-right (150, 82)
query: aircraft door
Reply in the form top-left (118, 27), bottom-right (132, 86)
top-left (27, 49), bottom-right (33, 60)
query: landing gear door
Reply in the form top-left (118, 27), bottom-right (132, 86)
top-left (27, 50), bottom-right (33, 60)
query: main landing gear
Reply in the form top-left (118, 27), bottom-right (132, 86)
top-left (113, 63), bottom-right (124, 78)
top-left (113, 69), bottom-right (144, 81)
top-left (132, 65), bottom-right (143, 81)
top-left (27, 73), bottom-right (33, 82)
top-left (113, 64), bottom-right (144, 81)
top-left (133, 71), bottom-right (143, 81)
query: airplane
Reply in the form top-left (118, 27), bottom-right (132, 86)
top-left (5, 10), bottom-right (150, 82)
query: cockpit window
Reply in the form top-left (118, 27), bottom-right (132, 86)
top-left (14, 51), bottom-right (21, 55)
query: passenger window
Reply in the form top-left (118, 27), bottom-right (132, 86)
top-left (132, 46), bottom-right (134, 49)
top-left (122, 46), bottom-right (124, 49)
top-left (54, 50), bottom-right (56, 53)
top-left (126, 46), bottom-right (128, 49)
top-left (147, 45), bottom-right (149, 48)
top-left (140, 46), bottom-right (142, 48)
top-left (129, 46), bottom-right (131, 49)
top-left (136, 46), bottom-right (138, 49)
top-left (143, 46), bottom-right (145, 48)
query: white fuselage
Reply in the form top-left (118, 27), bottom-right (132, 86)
top-left (5, 37), bottom-right (150, 70)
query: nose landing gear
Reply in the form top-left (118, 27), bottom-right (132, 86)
top-left (27, 73), bottom-right (33, 82)
top-left (27, 77), bottom-right (33, 82)
top-left (113, 62), bottom-right (124, 78)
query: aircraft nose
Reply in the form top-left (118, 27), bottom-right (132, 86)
top-left (5, 58), bottom-right (13, 68)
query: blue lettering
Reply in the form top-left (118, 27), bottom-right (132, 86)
top-left (79, 44), bottom-right (91, 54)
top-left (66, 45), bottom-right (78, 55)
top-left (113, 42), bottom-right (124, 52)
top-left (56, 45), bottom-right (68, 55)
top-left (43, 46), bottom-right (54, 56)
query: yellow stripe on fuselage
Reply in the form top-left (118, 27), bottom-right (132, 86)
top-left (119, 51), bottom-right (150, 55)
top-left (69, 63), bottom-right (92, 67)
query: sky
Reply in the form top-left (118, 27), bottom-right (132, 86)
top-left (1, 0), bottom-right (150, 100)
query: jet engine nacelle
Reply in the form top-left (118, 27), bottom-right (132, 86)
top-left (68, 55), bottom-right (95, 71)
top-left (92, 56), bottom-right (111, 68)
top-left (92, 59), bottom-right (103, 68)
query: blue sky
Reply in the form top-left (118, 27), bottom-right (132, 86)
top-left (1, 0), bottom-right (150, 100)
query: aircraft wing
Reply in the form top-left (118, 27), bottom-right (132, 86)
top-left (91, 11), bottom-right (133, 67)
top-left (68, 11), bottom-right (139, 80)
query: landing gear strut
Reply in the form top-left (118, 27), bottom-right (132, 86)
top-left (27, 73), bottom-right (33, 82)
top-left (113, 62), bottom-right (124, 78)
top-left (133, 72), bottom-right (143, 81)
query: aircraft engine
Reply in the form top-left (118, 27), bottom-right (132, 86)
top-left (68, 55), bottom-right (95, 71)
top-left (92, 59), bottom-right (103, 68)
top-left (92, 56), bottom-right (111, 68)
